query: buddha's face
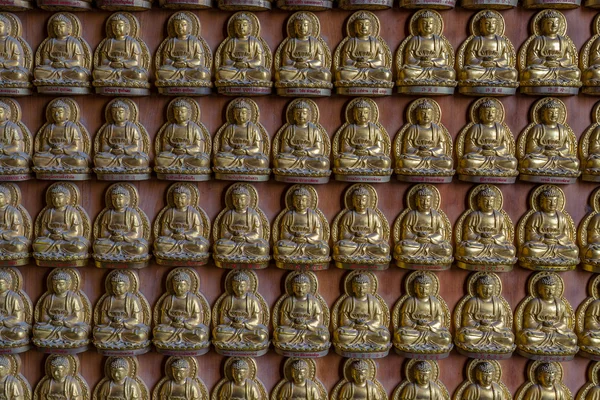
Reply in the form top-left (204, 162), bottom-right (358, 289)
top-left (294, 18), bottom-right (310, 37)
top-left (0, 20), bottom-right (8, 36)
top-left (111, 366), bottom-right (127, 383)
top-left (111, 193), bottom-right (130, 209)
top-left (174, 192), bottom-right (190, 209)
top-left (232, 279), bottom-right (248, 297)
top-left (538, 283), bottom-right (556, 301)
top-left (234, 107), bottom-right (250, 125)
top-left (234, 19), bottom-right (250, 37)
top-left (111, 106), bottom-right (128, 124)
top-left (352, 194), bottom-right (368, 213)
top-left (0, 106), bottom-right (8, 122)
top-left (351, 367), bottom-right (367, 385)
top-left (475, 369), bottom-right (494, 386)
top-left (0, 364), bottom-right (8, 378)
top-left (479, 106), bottom-right (497, 124)
top-left (111, 280), bottom-right (130, 296)
top-left (291, 367), bottom-right (307, 384)
top-left (541, 17), bottom-right (559, 35)
top-left (111, 19), bottom-right (128, 37)
top-left (479, 17), bottom-right (497, 35)
top-left (0, 192), bottom-right (8, 208)
top-left (414, 369), bottom-right (431, 385)
top-left (354, 18), bottom-right (371, 36)
top-left (51, 363), bottom-right (68, 381)
top-left (476, 283), bottom-right (494, 300)
top-left (416, 107), bottom-right (433, 124)
top-left (537, 368), bottom-right (556, 386)
top-left (232, 367), bottom-right (248, 384)
top-left (418, 17), bottom-right (435, 35)
top-left (52, 106), bottom-right (68, 124)
top-left (541, 107), bottom-right (559, 124)
top-left (416, 194), bottom-right (432, 212)
top-left (173, 279), bottom-right (190, 297)
top-left (172, 367), bottom-right (188, 383)
top-left (353, 106), bottom-right (370, 125)
top-left (232, 193), bottom-right (249, 212)
top-left (53, 20), bottom-right (71, 38)
top-left (293, 107), bottom-right (309, 125)
top-left (174, 19), bottom-right (189, 36)
top-left (415, 282), bottom-right (431, 298)
top-left (0, 278), bottom-right (9, 293)
top-left (292, 281), bottom-right (309, 297)
top-left (173, 106), bottom-right (190, 124)
top-left (293, 194), bottom-right (309, 212)
top-left (53, 279), bottom-right (69, 295)
top-left (477, 194), bottom-right (495, 213)
top-left (51, 192), bottom-right (67, 208)
top-left (352, 281), bottom-right (369, 297)
top-left (539, 195), bottom-right (558, 213)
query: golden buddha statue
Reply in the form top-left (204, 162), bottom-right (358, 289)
top-left (579, 188), bottom-right (600, 273)
top-left (155, 97), bottom-right (211, 181)
top-left (0, 13), bottom-right (32, 96)
top-left (333, 11), bottom-right (393, 96)
top-left (0, 268), bottom-right (30, 354)
top-left (392, 271), bottom-right (452, 359)
top-left (0, 183), bottom-right (30, 267)
top-left (515, 272), bottom-right (578, 360)
top-left (212, 183), bottom-right (270, 269)
top-left (393, 184), bottom-right (453, 270)
top-left (455, 185), bottom-right (517, 271)
top-left (152, 268), bottom-right (211, 356)
top-left (456, 98), bottom-right (518, 183)
top-left (332, 184), bottom-right (390, 270)
top-left (92, 13), bottom-right (150, 96)
top-left (453, 360), bottom-right (511, 400)
top-left (92, 270), bottom-right (151, 355)
top-left (396, 10), bottom-right (456, 95)
top-left (94, 357), bottom-right (149, 400)
top-left (33, 13), bottom-right (92, 95)
top-left (34, 355), bottom-right (89, 400)
top-left (515, 362), bottom-right (572, 400)
top-left (332, 98), bottom-right (392, 182)
top-left (93, 98), bottom-right (151, 181)
top-left (273, 271), bottom-right (330, 357)
top-left (518, 10), bottom-right (581, 95)
top-left (32, 182), bottom-right (91, 267)
top-left (391, 360), bottom-right (450, 400)
top-left (212, 358), bottom-right (267, 400)
top-left (275, 12), bottom-right (332, 97)
top-left (212, 270), bottom-right (269, 356)
top-left (518, 97), bottom-right (580, 183)
top-left (457, 11), bottom-right (518, 96)
top-left (154, 183), bottom-right (210, 267)
top-left (578, 363), bottom-right (600, 400)
top-left (272, 359), bottom-right (327, 400)
top-left (580, 103), bottom-right (600, 182)
top-left (0, 99), bottom-right (32, 181)
top-left (273, 99), bottom-right (330, 184)
top-left (454, 272), bottom-right (515, 358)
top-left (330, 359), bottom-right (387, 400)
top-left (581, 15), bottom-right (600, 95)
top-left (33, 268), bottom-right (91, 353)
top-left (214, 13), bottom-right (272, 96)
top-left (576, 275), bottom-right (600, 360)
top-left (517, 185), bottom-right (579, 271)
top-left (331, 271), bottom-right (391, 357)
top-left (153, 356), bottom-right (209, 400)
top-left (213, 98), bottom-right (270, 181)
top-left (273, 185), bottom-right (330, 271)
top-left (394, 98), bottom-right (454, 182)
top-left (32, 98), bottom-right (91, 180)
top-left (0, 355), bottom-right (31, 400)
top-left (92, 183), bottom-right (150, 269)
top-left (155, 12), bottom-right (212, 96)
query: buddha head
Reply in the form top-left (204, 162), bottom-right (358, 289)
top-left (351, 273), bottom-right (370, 298)
top-left (232, 13), bottom-right (252, 39)
top-left (109, 14), bottom-right (130, 39)
top-left (476, 187), bottom-right (497, 213)
top-left (0, 185), bottom-right (11, 208)
top-left (231, 271), bottom-right (250, 297)
top-left (478, 11), bottom-right (498, 36)
top-left (110, 272), bottom-right (131, 296)
top-left (413, 273), bottom-right (432, 299)
top-left (292, 187), bottom-right (310, 213)
top-left (415, 186), bottom-right (433, 212)
top-left (51, 14), bottom-right (73, 39)
top-left (50, 356), bottom-right (70, 382)
top-left (109, 358), bottom-right (129, 384)
top-left (352, 99), bottom-right (371, 125)
top-left (172, 99), bottom-right (191, 125)
top-left (291, 101), bottom-right (311, 126)
top-left (171, 13), bottom-right (191, 38)
top-left (0, 101), bottom-right (11, 123)
top-left (478, 99), bottom-right (498, 125)
top-left (536, 274), bottom-right (559, 301)
top-left (171, 358), bottom-right (191, 384)
top-left (110, 100), bottom-right (131, 125)
top-left (292, 13), bottom-right (312, 39)
top-left (49, 185), bottom-right (70, 208)
top-left (290, 360), bottom-right (308, 385)
top-left (51, 270), bottom-right (72, 296)
top-left (173, 185), bottom-right (192, 210)
top-left (0, 356), bottom-right (11, 378)
top-left (0, 15), bottom-right (11, 38)
top-left (291, 273), bottom-right (310, 298)
top-left (415, 100), bottom-right (434, 125)
top-left (539, 99), bottom-right (561, 125)
top-left (50, 100), bottom-right (71, 124)
top-left (110, 185), bottom-right (131, 210)
top-left (413, 361), bottom-right (432, 386)
top-left (351, 186), bottom-right (370, 213)
top-left (474, 362), bottom-right (495, 387)
top-left (350, 360), bottom-right (369, 385)
top-left (0, 270), bottom-right (12, 294)
top-left (231, 186), bottom-right (250, 212)
top-left (231, 359), bottom-right (250, 384)
top-left (539, 11), bottom-right (561, 36)
top-left (171, 270), bottom-right (191, 297)
top-left (475, 274), bottom-right (495, 301)
top-left (535, 363), bottom-right (557, 388)
top-left (417, 11), bottom-right (436, 36)
top-left (353, 12), bottom-right (373, 38)
top-left (538, 186), bottom-right (560, 213)
top-left (232, 100), bottom-right (251, 125)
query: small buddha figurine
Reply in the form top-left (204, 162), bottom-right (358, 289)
top-left (33, 13), bottom-right (92, 95)
top-left (32, 98), bottom-right (91, 180)
top-left (155, 98), bottom-right (211, 181)
top-left (517, 185), bottom-right (579, 271)
top-left (94, 357), bottom-right (149, 400)
top-left (92, 270), bottom-right (151, 355)
top-left (212, 270), bottom-right (270, 356)
top-left (92, 13), bottom-right (151, 96)
top-left (392, 271), bottom-right (452, 359)
top-left (272, 359), bottom-right (327, 400)
top-left (332, 184), bottom-right (390, 270)
top-left (213, 98), bottom-right (270, 181)
top-left (517, 98), bottom-right (580, 183)
top-left (153, 356), bottom-right (209, 400)
top-left (33, 268), bottom-right (91, 353)
top-left (212, 183), bottom-right (270, 269)
top-left (332, 98), bottom-right (392, 182)
top-left (273, 99), bottom-right (331, 184)
top-left (155, 12), bottom-right (212, 96)
top-left (518, 10), bottom-right (581, 95)
top-left (454, 272), bottom-right (515, 358)
top-left (330, 359), bottom-right (387, 400)
top-left (457, 10), bottom-right (518, 96)
top-left (154, 183), bottom-right (210, 267)
top-left (455, 185), bottom-right (517, 271)
top-left (453, 360), bottom-right (511, 400)
top-left (214, 13), bottom-right (272, 96)
top-left (273, 185), bottom-right (330, 271)
top-left (578, 188), bottom-right (600, 273)
top-left (333, 11), bottom-right (393, 96)
top-left (0, 98), bottom-right (32, 181)
top-left (515, 362), bottom-right (572, 400)
top-left (396, 10), bottom-right (456, 95)
top-left (93, 98), bottom-right (152, 181)
top-left (92, 183), bottom-right (151, 269)
top-left (273, 271), bottom-right (330, 357)
top-left (515, 272), bottom-right (578, 360)
top-left (331, 271), bottom-right (391, 358)
top-left (576, 275), bottom-right (600, 360)
top-left (394, 98), bottom-right (454, 182)
top-left (393, 184), bottom-right (453, 270)
top-left (212, 358), bottom-right (268, 400)
top-left (275, 12), bottom-right (332, 97)
top-left (580, 103), bottom-right (600, 182)
top-left (152, 268), bottom-right (211, 355)
top-left (582, 15), bottom-right (600, 95)
top-left (32, 182), bottom-right (91, 267)
top-left (391, 360), bottom-right (450, 400)
top-left (0, 355), bottom-right (31, 400)
top-left (0, 268), bottom-right (30, 354)
top-left (0, 13), bottom-right (32, 96)
top-left (579, 363), bottom-right (600, 400)
top-left (457, 98), bottom-right (518, 183)
top-left (34, 355), bottom-right (89, 400)
top-left (0, 183), bottom-right (30, 267)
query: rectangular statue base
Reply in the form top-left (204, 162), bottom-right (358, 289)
top-left (158, 87), bottom-right (212, 96)
top-left (335, 348), bottom-right (390, 358)
top-left (400, 0), bottom-right (454, 7)
top-left (215, 348), bottom-right (269, 357)
top-left (218, 86), bottom-right (271, 96)
top-left (394, 348), bottom-right (451, 360)
top-left (579, 349), bottom-right (600, 361)
top-left (335, 262), bottom-right (389, 270)
top-left (0, 88), bottom-right (31, 96)
top-left (456, 348), bottom-right (513, 359)
top-left (583, 86), bottom-right (600, 95)
top-left (520, 86), bottom-right (579, 96)
top-left (338, 0), bottom-right (392, 7)
top-left (215, 173), bottom-right (269, 182)
top-left (156, 258), bottom-right (209, 267)
top-left (36, 86), bottom-right (91, 95)
top-left (276, 0), bottom-right (332, 8)
top-left (516, 349), bottom-right (575, 361)
top-left (582, 174), bottom-right (600, 182)
top-left (460, 0), bottom-right (516, 8)
top-left (336, 87), bottom-right (392, 96)
top-left (459, 86), bottom-right (516, 96)
top-left (215, 261), bottom-right (269, 269)
top-left (456, 261), bottom-right (513, 272)
top-left (155, 347), bottom-right (210, 356)
top-left (582, 263), bottom-right (600, 273)
top-left (97, 347), bottom-right (151, 356)
top-left (277, 87), bottom-right (331, 97)
top-left (0, 345), bottom-right (31, 354)
top-left (0, 174), bottom-right (31, 181)
top-left (520, 263), bottom-right (576, 272)
top-left (96, 0), bottom-right (152, 9)
top-left (161, 0), bottom-right (211, 6)
top-left (219, 0), bottom-right (271, 8)
top-left (36, 345), bottom-right (89, 354)
top-left (397, 261), bottom-right (451, 271)
top-left (459, 175), bottom-right (516, 184)
top-left (36, 259), bottom-right (89, 267)
top-left (157, 173), bottom-right (211, 181)
top-left (335, 174), bottom-right (390, 183)
top-left (397, 86), bottom-right (455, 95)
top-left (0, 258), bottom-right (29, 267)
top-left (397, 175), bottom-right (453, 183)
top-left (94, 260), bottom-right (149, 269)
top-left (97, 173), bottom-right (151, 181)
top-left (519, 174), bottom-right (577, 184)
top-left (95, 87), bottom-right (150, 96)
top-left (522, 0), bottom-right (579, 7)
top-left (276, 261), bottom-right (329, 271)
top-left (274, 175), bottom-right (329, 184)
top-left (0, 0), bottom-right (32, 10)
top-left (275, 348), bottom-right (329, 358)
top-left (36, 173), bottom-right (91, 181)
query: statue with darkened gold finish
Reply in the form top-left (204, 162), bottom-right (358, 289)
top-left (391, 360), bottom-right (450, 400)
top-left (0, 14), bottom-right (31, 96)
top-left (153, 356), bottom-right (209, 400)
top-left (453, 360), bottom-right (511, 400)
top-left (330, 359), bottom-right (387, 400)
top-left (515, 272), bottom-right (578, 361)
top-left (0, 99), bottom-right (31, 181)
top-left (576, 275), bottom-right (600, 360)
top-left (580, 103), bottom-right (600, 182)
top-left (153, 268), bottom-right (211, 356)
top-left (578, 188), bottom-right (600, 273)
top-left (0, 355), bottom-right (30, 400)
top-left (93, 357), bottom-right (149, 400)
top-left (34, 355), bottom-right (89, 400)
top-left (0, 183), bottom-right (30, 267)
top-left (581, 15), bottom-right (600, 95)
top-left (272, 359), bottom-right (327, 400)
top-left (515, 362), bottom-right (572, 400)
top-left (576, 362), bottom-right (600, 400)
top-left (33, 268), bottom-right (91, 354)
top-left (0, 268), bottom-right (30, 354)
top-left (212, 358), bottom-right (267, 400)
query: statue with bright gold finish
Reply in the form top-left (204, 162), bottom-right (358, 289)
top-left (330, 359), bottom-right (387, 400)
top-left (391, 360), bottom-right (450, 400)
top-left (515, 272), bottom-right (578, 361)
top-left (578, 188), bottom-right (600, 273)
top-left (0, 355), bottom-right (30, 400)
top-left (212, 358), bottom-right (267, 400)
top-left (153, 356), bottom-right (209, 400)
top-left (576, 275), bottom-right (600, 360)
top-left (453, 360), bottom-right (511, 400)
top-left (0, 99), bottom-right (32, 181)
top-left (576, 362), bottom-right (600, 400)
top-left (0, 183), bottom-right (30, 267)
top-left (271, 359), bottom-right (327, 400)
top-left (0, 14), bottom-right (32, 96)
top-left (580, 102), bottom-right (600, 182)
top-left (581, 15), bottom-right (600, 95)
top-left (34, 355), bottom-right (89, 400)
top-left (0, 268), bottom-right (30, 354)
top-left (515, 362), bottom-right (572, 400)
top-left (93, 357), bottom-right (149, 400)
